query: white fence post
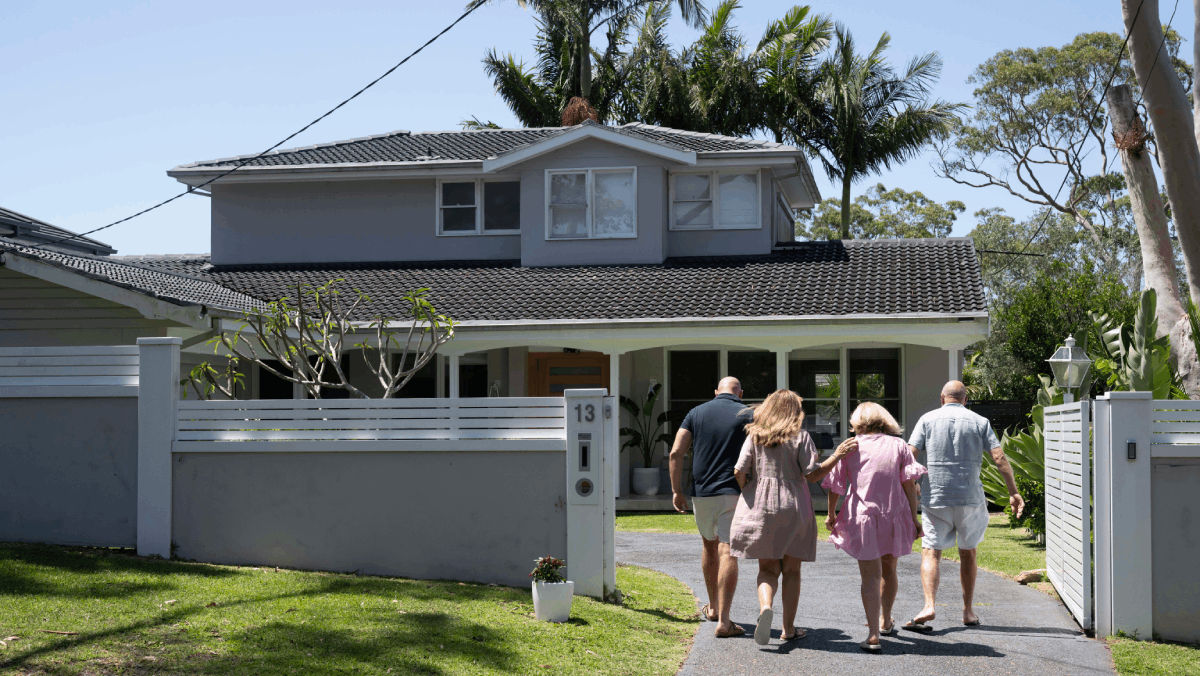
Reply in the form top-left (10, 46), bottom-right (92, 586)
top-left (1093, 391), bottom-right (1153, 638)
top-left (137, 337), bottom-right (180, 558)
top-left (564, 388), bottom-right (614, 598)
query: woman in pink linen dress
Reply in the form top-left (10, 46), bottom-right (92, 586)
top-left (729, 390), bottom-right (855, 645)
top-left (822, 402), bottom-right (926, 653)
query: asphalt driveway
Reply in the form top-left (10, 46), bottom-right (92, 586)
top-left (617, 532), bottom-right (1114, 676)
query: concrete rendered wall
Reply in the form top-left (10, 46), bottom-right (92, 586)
top-left (0, 268), bottom-right (173, 347)
top-left (210, 180), bottom-right (522, 266)
top-left (1151, 457), bottom-right (1200, 643)
top-left (0, 397), bottom-right (138, 546)
top-left (904, 344), bottom-right (949, 436)
top-left (172, 450), bottom-right (567, 588)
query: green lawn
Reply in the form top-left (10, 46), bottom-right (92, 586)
top-left (940, 515), bottom-right (1047, 579)
top-left (0, 542), bottom-right (698, 676)
top-left (617, 511), bottom-right (833, 540)
top-left (1108, 637), bottom-right (1200, 676)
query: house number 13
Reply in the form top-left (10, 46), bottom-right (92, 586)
top-left (575, 404), bottom-right (595, 422)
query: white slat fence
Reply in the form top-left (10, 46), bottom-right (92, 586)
top-left (175, 397), bottom-right (568, 452)
top-left (0, 345), bottom-right (139, 397)
top-left (1150, 400), bottom-right (1200, 453)
top-left (1043, 400), bottom-right (1091, 630)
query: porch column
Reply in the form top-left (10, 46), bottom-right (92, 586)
top-left (775, 349), bottom-right (789, 392)
top-left (435, 355), bottom-right (445, 398)
top-left (607, 351), bottom-right (623, 498)
top-left (946, 348), bottom-right (961, 382)
top-left (448, 354), bottom-right (460, 399)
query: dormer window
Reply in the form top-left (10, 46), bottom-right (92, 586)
top-left (546, 168), bottom-right (637, 240)
top-left (670, 171), bottom-right (760, 230)
top-left (437, 179), bottom-right (520, 236)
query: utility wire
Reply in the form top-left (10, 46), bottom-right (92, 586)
top-left (21, 4), bottom-right (483, 252)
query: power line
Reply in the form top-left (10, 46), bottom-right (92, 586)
top-left (977, 249), bottom-right (1045, 257)
top-left (23, 4), bottom-right (483, 252)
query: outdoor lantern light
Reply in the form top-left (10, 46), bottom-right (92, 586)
top-left (1047, 335), bottom-right (1092, 403)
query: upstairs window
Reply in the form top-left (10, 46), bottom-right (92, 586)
top-left (437, 179), bottom-right (520, 235)
top-left (670, 171), bottom-right (760, 230)
top-left (546, 168), bottom-right (637, 240)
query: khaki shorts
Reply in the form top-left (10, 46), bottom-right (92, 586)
top-left (692, 495), bottom-right (738, 543)
top-left (922, 502), bottom-right (990, 551)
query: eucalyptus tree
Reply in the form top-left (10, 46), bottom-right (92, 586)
top-left (468, 0), bottom-right (707, 104)
top-left (796, 183), bottom-right (964, 241)
top-left (812, 27), bottom-right (964, 240)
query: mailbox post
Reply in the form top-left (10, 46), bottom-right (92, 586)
top-left (564, 388), bottom-right (616, 599)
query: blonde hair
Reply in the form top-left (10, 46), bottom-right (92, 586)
top-left (849, 401), bottom-right (903, 436)
top-left (745, 390), bottom-right (806, 447)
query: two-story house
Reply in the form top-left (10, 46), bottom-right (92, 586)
top-left (1, 120), bottom-right (988, 495)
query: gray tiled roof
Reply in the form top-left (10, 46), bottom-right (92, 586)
top-left (114, 239), bottom-right (985, 322)
top-left (2, 244), bottom-right (263, 313)
top-left (178, 122), bottom-right (792, 170)
top-left (0, 206), bottom-right (116, 256)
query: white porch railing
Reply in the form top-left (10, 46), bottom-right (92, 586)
top-left (174, 397), bottom-right (568, 452)
top-left (0, 345), bottom-right (139, 397)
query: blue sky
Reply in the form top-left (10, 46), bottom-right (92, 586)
top-left (1, 0), bottom-right (1175, 255)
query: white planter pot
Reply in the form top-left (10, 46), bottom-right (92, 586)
top-left (631, 467), bottom-right (661, 496)
top-left (532, 580), bottom-right (574, 622)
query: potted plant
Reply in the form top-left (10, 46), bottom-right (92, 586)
top-left (530, 556), bottom-right (573, 622)
top-left (620, 383), bottom-right (675, 496)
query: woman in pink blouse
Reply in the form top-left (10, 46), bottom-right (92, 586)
top-left (822, 402), bottom-right (926, 653)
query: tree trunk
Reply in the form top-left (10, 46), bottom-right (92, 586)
top-left (580, 22), bottom-right (592, 101)
top-left (1107, 84), bottom-right (1186, 332)
top-left (840, 175), bottom-right (852, 240)
top-left (1123, 0), bottom-right (1200, 303)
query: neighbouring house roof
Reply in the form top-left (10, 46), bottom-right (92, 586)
top-left (172, 121), bottom-right (799, 172)
top-left (105, 239), bottom-right (986, 323)
top-left (0, 206), bottom-right (117, 256)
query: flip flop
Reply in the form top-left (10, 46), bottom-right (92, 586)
top-left (700, 603), bottom-right (717, 622)
top-left (754, 608), bottom-right (774, 645)
top-left (964, 619), bottom-right (981, 627)
top-left (880, 622), bottom-right (896, 636)
top-left (860, 640), bottom-right (883, 653)
top-left (902, 619), bottom-right (934, 633)
top-left (782, 627), bottom-right (806, 642)
top-left (714, 623), bottom-right (745, 638)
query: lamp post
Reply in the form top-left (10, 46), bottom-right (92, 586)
top-left (1047, 335), bottom-right (1093, 403)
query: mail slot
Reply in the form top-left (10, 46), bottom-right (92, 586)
top-left (578, 432), bottom-right (592, 472)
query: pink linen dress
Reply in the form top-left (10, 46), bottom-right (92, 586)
top-left (821, 433), bottom-right (927, 561)
top-left (729, 432), bottom-right (820, 561)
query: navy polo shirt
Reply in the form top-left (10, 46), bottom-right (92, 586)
top-left (680, 393), bottom-right (754, 497)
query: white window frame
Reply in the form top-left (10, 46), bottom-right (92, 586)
top-left (436, 177), bottom-right (521, 236)
top-left (669, 169), bottom-right (762, 231)
top-left (544, 167), bottom-right (638, 240)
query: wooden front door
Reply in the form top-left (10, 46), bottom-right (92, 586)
top-left (527, 352), bottom-right (609, 397)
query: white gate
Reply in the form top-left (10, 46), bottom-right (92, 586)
top-left (1042, 400), bottom-right (1091, 630)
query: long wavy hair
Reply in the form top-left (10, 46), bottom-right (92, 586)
top-left (745, 389), bottom-right (806, 447)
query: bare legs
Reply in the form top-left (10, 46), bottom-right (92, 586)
top-left (880, 554), bottom-right (898, 631)
top-left (959, 547), bottom-right (978, 624)
top-left (701, 537), bottom-right (739, 631)
top-left (858, 558), bottom-right (883, 645)
top-left (918, 547), bottom-right (978, 624)
top-left (754, 556), bottom-right (803, 639)
top-left (916, 547), bottom-right (941, 623)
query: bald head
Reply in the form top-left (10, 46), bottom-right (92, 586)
top-left (716, 377), bottom-right (742, 397)
top-left (941, 380), bottom-right (967, 404)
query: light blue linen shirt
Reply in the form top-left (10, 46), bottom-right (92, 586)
top-left (907, 403), bottom-right (1001, 508)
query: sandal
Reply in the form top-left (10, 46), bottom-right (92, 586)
top-left (782, 627), bottom-right (806, 641)
top-left (754, 608), bottom-right (774, 645)
top-left (880, 621), bottom-right (896, 636)
top-left (860, 639), bottom-right (883, 653)
top-left (699, 603), bottom-right (717, 622)
top-left (902, 619), bottom-right (934, 633)
top-left (714, 623), bottom-right (745, 638)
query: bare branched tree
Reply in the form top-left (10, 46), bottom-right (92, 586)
top-left (183, 280), bottom-right (455, 400)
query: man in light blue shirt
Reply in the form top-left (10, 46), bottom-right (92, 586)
top-left (903, 381), bottom-right (1023, 632)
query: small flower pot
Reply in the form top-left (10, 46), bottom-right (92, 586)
top-left (631, 467), bottom-right (661, 496)
top-left (532, 580), bottom-right (574, 622)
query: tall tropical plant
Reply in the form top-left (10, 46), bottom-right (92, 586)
top-left (469, 0), bottom-right (707, 105)
top-left (619, 383), bottom-right (674, 468)
top-left (810, 26), bottom-right (965, 239)
top-left (1089, 289), bottom-right (1184, 400)
top-left (751, 4), bottom-right (832, 145)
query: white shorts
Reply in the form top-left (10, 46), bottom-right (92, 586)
top-left (922, 503), bottom-right (990, 551)
top-left (692, 495), bottom-right (738, 543)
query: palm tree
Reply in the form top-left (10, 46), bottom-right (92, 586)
top-left (811, 27), bottom-right (965, 239)
top-left (751, 5), bottom-right (832, 145)
top-left (469, 0), bottom-right (707, 104)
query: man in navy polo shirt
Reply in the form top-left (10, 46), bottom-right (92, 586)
top-left (669, 376), bottom-right (753, 638)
